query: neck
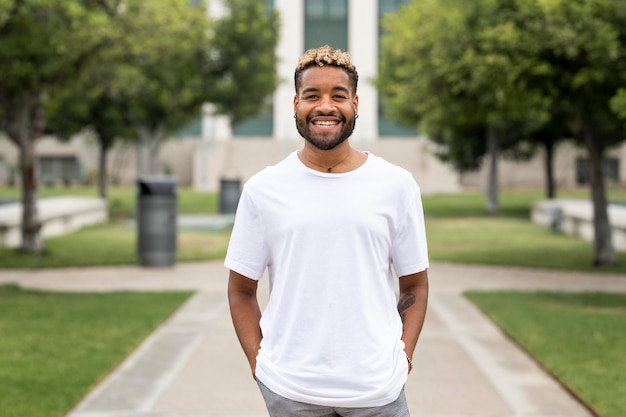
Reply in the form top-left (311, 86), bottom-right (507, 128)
top-left (298, 145), bottom-right (361, 173)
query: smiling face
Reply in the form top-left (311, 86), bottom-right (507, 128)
top-left (293, 66), bottom-right (359, 151)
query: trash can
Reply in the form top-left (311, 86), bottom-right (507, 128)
top-left (219, 178), bottom-right (241, 214)
top-left (137, 177), bottom-right (177, 267)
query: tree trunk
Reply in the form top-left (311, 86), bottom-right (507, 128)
top-left (97, 136), bottom-right (112, 199)
top-left (544, 139), bottom-right (556, 199)
top-left (485, 126), bottom-right (499, 215)
top-left (150, 124), bottom-right (166, 175)
top-left (137, 127), bottom-right (149, 177)
top-left (4, 91), bottom-right (46, 253)
top-left (18, 138), bottom-right (43, 253)
top-left (137, 124), bottom-right (166, 175)
top-left (583, 128), bottom-right (616, 266)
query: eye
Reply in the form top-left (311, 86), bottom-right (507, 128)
top-left (303, 94), bottom-right (318, 100)
top-left (333, 94), bottom-right (348, 100)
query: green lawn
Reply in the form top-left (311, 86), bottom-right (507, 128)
top-left (2, 186), bottom-right (626, 417)
top-left (0, 186), bottom-right (218, 220)
top-left (0, 284), bottom-right (193, 417)
top-left (422, 189), bottom-right (626, 273)
top-left (3, 186), bottom-right (626, 271)
top-left (465, 291), bottom-right (626, 417)
top-left (0, 224), bottom-right (230, 269)
top-left (0, 186), bottom-right (227, 268)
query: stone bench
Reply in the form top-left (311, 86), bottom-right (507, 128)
top-left (531, 199), bottom-right (626, 251)
top-left (0, 196), bottom-right (108, 247)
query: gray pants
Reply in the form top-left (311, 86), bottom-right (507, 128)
top-left (257, 380), bottom-right (410, 417)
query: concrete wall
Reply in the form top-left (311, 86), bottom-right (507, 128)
top-left (194, 136), bottom-right (460, 194)
top-left (3, 133), bottom-right (626, 194)
top-left (460, 141), bottom-right (625, 190)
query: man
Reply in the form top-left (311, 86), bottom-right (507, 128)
top-left (226, 45), bottom-right (429, 417)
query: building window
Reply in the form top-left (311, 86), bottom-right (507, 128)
top-left (178, 112), bottom-right (202, 137)
top-left (304, 0), bottom-right (348, 51)
top-left (379, 0), bottom-right (406, 13)
top-left (378, 0), bottom-right (414, 137)
top-left (39, 156), bottom-right (81, 186)
top-left (233, 101), bottom-right (274, 137)
top-left (576, 157), bottom-right (620, 185)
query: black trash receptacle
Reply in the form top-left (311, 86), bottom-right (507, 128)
top-left (137, 177), bottom-right (177, 267)
top-left (219, 178), bottom-right (241, 214)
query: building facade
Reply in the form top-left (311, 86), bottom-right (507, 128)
top-left (0, 0), bottom-right (623, 194)
top-left (194, 0), bottom-right (459, 194)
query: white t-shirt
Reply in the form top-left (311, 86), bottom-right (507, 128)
top-left (225, 151), bottom-right (429, 407)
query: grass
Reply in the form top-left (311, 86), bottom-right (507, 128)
top-left (465, 291), bottom-right (626, 417)
top-left (0, 284), bottom-right (193, 417)
top-left (421, 189), bottom-right (626, 273)
top-left (0, 186), bottom-right (219, 220)
top-left (1, 186), bottom-right (625, 416)
top-left (0, 186), bottom-right (227, 268)
top-left (425, 216), bottom-right (610, 271)
top-left (3, 186), bottom-right (626, 271)
top-left (0, 224), bottom-right (230, 269)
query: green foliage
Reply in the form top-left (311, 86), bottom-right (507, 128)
top-left (378, 0), bottom-right (626, 261)
top-left (610, 88), bottom-right (626, 121)
top-left (377, 0), bottom-right (626, 165)
top-left (42, 0), bottom-right (280, 185)
top-left (0, 0), bottom-right (122, 252)
top-left (206, 0), bottom-right (280, 123)
top-left (114, 0), bottom-right (212, 133)
top-left (0, 285), bottom-right (192, 417)
top-left (381, 1), bottom-right (544, 124)
top-left (0, 1), bottom-right (113, 96)
top-left (466, 291), bottom-right (626, 417)
top-left (529, 0), bottom-right (626, 149)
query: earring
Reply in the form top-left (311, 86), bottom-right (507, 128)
top-left (293, 113), bottom-right (296, 119)
top-left (355, 113), bottom-right (359, 119)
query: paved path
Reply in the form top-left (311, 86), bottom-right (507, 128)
top-left (2, 261), bottom-right (626, 417)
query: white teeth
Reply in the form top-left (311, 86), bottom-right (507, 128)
top-left (313, 121), bottom-right (338, 126)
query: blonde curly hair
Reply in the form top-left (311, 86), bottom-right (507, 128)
top-left (294, 45), bottom-right (359, 95)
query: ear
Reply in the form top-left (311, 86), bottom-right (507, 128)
top-left (293, 95), bottom-right (299, 112)
top-left (353, 95), bottom-right (359, 112)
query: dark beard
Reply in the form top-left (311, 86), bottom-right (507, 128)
top-left (295, 113), bottom-right (356, 151)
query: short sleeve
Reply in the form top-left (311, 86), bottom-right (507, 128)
top-left (224, 188), bottom-right (269, 280)
top-left (390, 187), bottom-right (429, 277)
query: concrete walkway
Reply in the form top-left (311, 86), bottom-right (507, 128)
top-left (2, 261), bottom-right (626, 417)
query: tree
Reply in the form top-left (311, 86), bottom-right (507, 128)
top-left (379, 0), bottom-right (626, 266)
top-left (46, 0), bottom-right (279, 197)
top-left (524, 0), bottom-right (626, 266)
top-left (611, 89), bottom-right (626, 120)
top-left (44, 0), bottom-right (209, 193)
top-left (205, 0), bottom-right (280, 124)
top-left (525, 106), bottom-right (574, 199)
top-left (0, 0), bottom-right (116, 253)
top-left (45, 80), bottom-right (135, 198)
top-left (378, 0), bottom-right (549, 214)
top-left (108, 0), bottom-right (212, 176)
top-left (117, 0), bottom-right (279, 176)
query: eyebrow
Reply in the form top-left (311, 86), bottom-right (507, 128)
top-left (301, 86), bottom-right (351, 95)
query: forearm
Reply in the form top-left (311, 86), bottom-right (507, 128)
top-left (228, 271), bottom-right (263, 378)
top-left (398, 270), bottom-right (429, 359)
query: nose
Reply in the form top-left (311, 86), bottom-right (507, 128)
top-left (316, 94), bottom-right (336, 113)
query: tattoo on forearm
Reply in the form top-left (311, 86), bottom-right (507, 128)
top-left (398, 293), bottom-right (416, 323)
